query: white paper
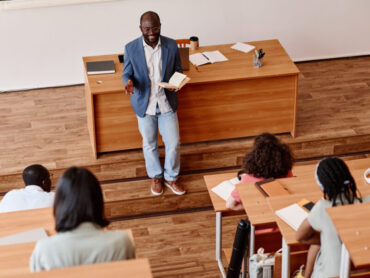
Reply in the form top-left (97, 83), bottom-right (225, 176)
top-left (275, 204), bottom-right (308, 231)
top-left (189, 53), bottom-right (210, 66)
top-left (0, 228), bottom-right (48, 246)
top-left (231, 42), bottom-right (256, 53)
top-left (202, 50), bottom-right (228, 63)
top-left (211, 177), bottom-right (240, 201)
top-left (168, 72), bottom-right (187, 87)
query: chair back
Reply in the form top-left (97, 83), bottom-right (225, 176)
top-left (176, 39), bottom-right (190, 48)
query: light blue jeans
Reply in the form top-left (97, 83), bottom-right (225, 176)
top-left (137, 109), bottom-right (180, 181)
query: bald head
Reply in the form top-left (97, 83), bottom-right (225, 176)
top-left (140, 11), bottom-right (160, 25)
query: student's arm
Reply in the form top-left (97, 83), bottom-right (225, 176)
top-left (296, 219), bottom-right (320, 245)
top-left (226, 195), bottom-right (244, 211)
top-left (304, 244), bottom-right (320, 278)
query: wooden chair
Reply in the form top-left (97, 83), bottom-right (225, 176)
top-left (176, 39), bottom-right (190, 48)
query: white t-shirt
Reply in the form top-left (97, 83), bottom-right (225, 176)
top-left (0, 185), bottom-right (55, 213)
top-left (308, 195), bottom-right (370, 278)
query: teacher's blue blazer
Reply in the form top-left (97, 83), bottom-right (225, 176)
top-left (122, 36), bottom-right (182, 117)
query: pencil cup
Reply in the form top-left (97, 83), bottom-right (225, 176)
top-left (253, 56), bottom-right (263, 68)
top-left (189, 36), bottom-right (199, 51)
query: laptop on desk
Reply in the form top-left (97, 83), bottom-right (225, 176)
top-left (179, 47), bottom-right (190, 71)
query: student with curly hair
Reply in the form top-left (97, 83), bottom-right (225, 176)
top-left (30, 167), bottom-right (135, 271)
top-left (296, 157), bottom-right (369, 278)
top-left (226, 133), bottom-right (294, 211)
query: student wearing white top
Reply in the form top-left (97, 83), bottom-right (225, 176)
top-left (296, 157), bottom-right (370, 278)
top-left (30, 167), bottom-right (135, 271)
top-left (0, 164), bottom-right (54, 213)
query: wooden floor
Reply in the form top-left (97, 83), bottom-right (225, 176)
top-left (1, 56), bottom-right (370, 277)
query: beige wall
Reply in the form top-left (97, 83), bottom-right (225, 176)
top-left (1, 0), bottom-right (370, 91)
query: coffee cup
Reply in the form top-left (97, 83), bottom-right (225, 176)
top-left (190, 36), bottom-right (199, 51)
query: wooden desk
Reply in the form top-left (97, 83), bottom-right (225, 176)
top-left (7, 258), bottom-right (152, 278)
top-left (0, 229), bottom-right (134, 277)
top-left (83, 39), bottom-right (299, 157)
top-left (204, 172), bottom-right (245, 278)
top-left (327, 202), bottom-right (370, 278)
top-left (0, 207), bottom-right (55, 238)
top-left (236, 158), bottom-right (370, 278)
top-left (268, 192), bottom-right (322, 278)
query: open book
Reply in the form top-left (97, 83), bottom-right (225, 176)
top-left (275, 199), bottom-right (314, 231)
top-left (189, 50), bottom-right (228, 66)
top-left (156, 72), bottom-right (190, 90)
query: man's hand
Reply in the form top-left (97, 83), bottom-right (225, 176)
top-left (125, 80), bottom-right (134, 94)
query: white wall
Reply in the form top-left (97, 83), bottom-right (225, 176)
top-left (1, 0), bottom-right (369, 91)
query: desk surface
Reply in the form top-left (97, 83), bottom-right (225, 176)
top-left (203, 172), bottom-right (237, 213)
top-left (0, 207), bottom-right (55, 238)
top-left (0, 229), bottom-right (134, 277)
top-left (186, 39), bottom-right (299, 84)
top-left (327, 202), bottom-right (370, 268)
top-left (236, 157), bottom-right (370, 226)
top-left (267, 192), bottom-right (322, 245)
top-left (7, 258), bottom-right (152, 278)
top-left (83, 39), bottom-right (300, 95)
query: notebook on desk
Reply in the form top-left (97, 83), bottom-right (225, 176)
top-left (255, 179), bottom-right (290, 197)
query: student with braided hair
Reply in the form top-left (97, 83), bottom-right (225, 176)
top-left (226, 133), bottom-right (294, 211)
top-left (296, 157), bottom-right (370, 278)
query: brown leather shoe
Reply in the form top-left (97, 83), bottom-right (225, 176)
top-left (151, 178), bottom-right (163, 196)
top-left (164, 180), bottom-right (186, 195)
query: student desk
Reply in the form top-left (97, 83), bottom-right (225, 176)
top-left (327, 202), bottom-right (370, 278)
top-left (0, 229), bottom-right (134, 277)
top-left (236, 160), bottom-right (370, 278)
top-left (7, 259), bottom-right (152, 278)
top-left (83, 39), bottom-right (299, 157)
top-left (204, 172), bottom-right (245, 278)
top-left (268, 192), bottom-right (322, 278)
top-left (0, 207), bottom-right (55, 237)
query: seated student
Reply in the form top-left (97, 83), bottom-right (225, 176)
top-left (296, 157), bottom-right (370, 278)
top-left (0, 164), bottom-right (54, 213)
top-left (30, 167), bottom-right (135, 271)
top-left (226, 133), bottom-right (294, 211)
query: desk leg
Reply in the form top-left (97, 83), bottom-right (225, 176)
top-left (216, 212), bottom-right (226, 278)
top-left (282, 238), bottom-right (290, 278)
top-left (339, 244), bottom-right (350, 278)
top-left (249, 225), bottom-right (255, 257)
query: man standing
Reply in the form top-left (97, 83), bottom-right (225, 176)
top-left (0, 164), bottom-right (54, 213)
top-left (122, 11), bottom-right (185, 196)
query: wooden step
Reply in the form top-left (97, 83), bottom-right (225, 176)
top-left (1, 134), bottom-right (370, 194)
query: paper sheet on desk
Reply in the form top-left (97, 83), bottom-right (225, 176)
top-left (203, 50), bottom-right (228, 63)
top-left (211, 176), bottom-right (240, 201)
top-left (231, 42), bottom-right (255, 53)
top-left (0, 227), bottom-right (48, 246)
top-left (275, 204), bottom-right (308, 231)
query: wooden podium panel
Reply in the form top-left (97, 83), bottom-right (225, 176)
top-left (83, 39), bottom-right (299, 157)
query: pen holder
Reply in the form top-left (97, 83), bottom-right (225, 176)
top-left (253, 55), bottom-right (263, 68)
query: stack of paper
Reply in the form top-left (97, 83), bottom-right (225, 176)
top-left (231, 42), bottom-right (255, 53)
top-left (190, 50), bottom-right (228, 66)
top-left (275, 204), bottom-right (308, 231)
top-left (211, 176), bottom-right (240, 201)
